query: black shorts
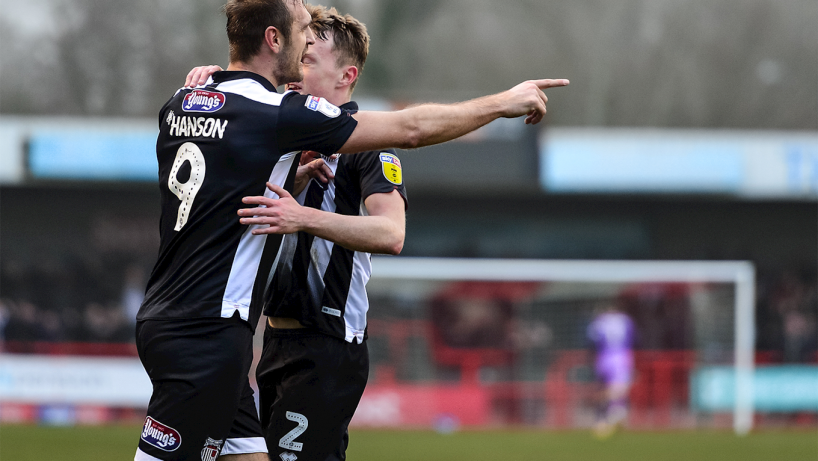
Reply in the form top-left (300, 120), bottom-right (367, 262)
top-left (135, 315), bottom-right (266, 461)
top-left (256, 325), bottom-right (369, 461)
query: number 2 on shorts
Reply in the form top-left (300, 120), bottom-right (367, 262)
top-left (279, 411), bottom-right (308, 452)
top-left (168, 142), bottom-right (206, 231)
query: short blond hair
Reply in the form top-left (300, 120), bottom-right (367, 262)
top-left (307, 4), bottom-right (369, 90)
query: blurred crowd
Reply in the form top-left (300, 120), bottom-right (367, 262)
top-left (0, 259), bottom-right (816, 363)
top-left (0, 257), bottom-right (144, 344)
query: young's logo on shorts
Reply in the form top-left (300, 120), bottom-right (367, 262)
top-left (201, 437), bottom-right (224, 461)
top-left (183, 90), bottom-right (226, 113)
top-left (141, 416), bottom-right (182, 452)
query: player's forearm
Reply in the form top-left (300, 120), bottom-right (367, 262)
top-left (339, 92), bottom-right (507, 154)
top-left (299, 207), bottom-right (405, 255)
top-left (400, 93), bottom-right (506, 148)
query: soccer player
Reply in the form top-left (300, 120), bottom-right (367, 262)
top-left (233, 6), bottom-right (406, 459)
top-left (586, 303), bottom-right (637, 438)
top-left (137, 0), bottom-right (567, 460)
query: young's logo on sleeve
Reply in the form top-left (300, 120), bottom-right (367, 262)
top-left (305, 96), bottom-right (341, 118)
top-left (182, 90), bottom-right (226, 113)
top-left (379, 153), bottom-right (402, 185)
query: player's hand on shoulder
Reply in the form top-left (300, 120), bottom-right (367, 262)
top-left (238, 183), bottom-right (307, 235)
top-left (503, 78), bottom-right (570, 125)
top-left (184, 65), bottom-right (223, 88)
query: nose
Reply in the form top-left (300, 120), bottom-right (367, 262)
top-left (305, 27), bottom-right (315, 46)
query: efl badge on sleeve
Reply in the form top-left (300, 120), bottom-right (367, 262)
top-left (305, 96), bottom-right (320, 111)
top-left (379, 153), bottom-right (402, 185)
top-left (200, 437), bottom-right (224, 461)
top-left (304, 96), bottom-right (341, 118)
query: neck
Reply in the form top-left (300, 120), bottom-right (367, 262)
top-left (324, 89), bottom-right (353, 108)
top-left (227, 59), bottom-right (280, 87)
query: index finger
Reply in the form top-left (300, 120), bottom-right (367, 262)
top-left (185, 68), bottom-right (197, 88)
top-left (267, 182), bottom-right (291, 198)
top-left (197, 65), bottom-right (221, 86)
top-left (532, 79), bottom-right (570, 89)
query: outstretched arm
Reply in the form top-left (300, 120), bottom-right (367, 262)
top-left (338, 79), bottom-right (569, 153)
top-left (238, 183), bottom-right (405, 255)
top-left (183, 66), bottom-right (569, 155)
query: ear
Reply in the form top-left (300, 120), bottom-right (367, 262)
top-left (264, 26), bottom-right (282, 54)
top-left (338, 65), bottom-right (359, 89)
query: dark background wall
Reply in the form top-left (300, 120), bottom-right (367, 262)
top-left (2, 184), bottom-right (814, 272)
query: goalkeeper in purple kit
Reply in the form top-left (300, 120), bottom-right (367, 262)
top-left (587, 303), bottom-right (637, 438)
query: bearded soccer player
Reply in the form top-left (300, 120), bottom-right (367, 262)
top-left (137, 0), bottom-right (567, 459)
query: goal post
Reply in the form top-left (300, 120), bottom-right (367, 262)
top-left (369, 257), bottom-right (756, 434)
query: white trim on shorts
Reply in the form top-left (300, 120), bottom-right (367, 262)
top-left (135, 448), bottom-right (163, 461)
top-left (221, 437), bottom-right (268, 455)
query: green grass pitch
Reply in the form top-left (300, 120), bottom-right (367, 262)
top-left (0, 425), bottom-right (816, 460)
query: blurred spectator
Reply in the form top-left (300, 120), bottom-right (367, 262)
top-left (617, 283), bottom-right (689, 350)
top-left (757, 269), bottom-right (818, 363)
top-left (434, 296), bottom-right (513, 349)
top-left (430, 282), bottom-right (538, 350)
top-left (78, 301), bottom-right (132, 343)
top-left (3, 300), bottom-right (46, 342)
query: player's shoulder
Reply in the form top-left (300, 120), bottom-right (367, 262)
top-left (284, 92), bottom-right (347, 118)
top-left (204, 71), bottom-right (287, 108)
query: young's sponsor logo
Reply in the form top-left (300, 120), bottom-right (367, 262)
top-left (201, 437), bottom-right (224, 461)
top-left (379, 153), bottom-right (402, 185)
top-left (141, 416), bottom-right (182, 452)
top-left (183, 90), bottom-right (226, 113)
top-left (167, 112), bottom-right (228, 139)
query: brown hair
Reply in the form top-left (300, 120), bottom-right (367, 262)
top-left (224, 0), bottom-right (303, 63)
top-left (307, 4), bottom-right (369, 90)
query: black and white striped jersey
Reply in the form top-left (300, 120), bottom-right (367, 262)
top-left (263, 103), bottom-right (408, 343)
top-left (138, 71), bottom-right (358, 327)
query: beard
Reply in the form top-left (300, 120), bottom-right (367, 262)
top-left (273, 40), bottom-right (304, 87)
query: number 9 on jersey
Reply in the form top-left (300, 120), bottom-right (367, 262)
top-left (168, 142), bottom-right (206, 231)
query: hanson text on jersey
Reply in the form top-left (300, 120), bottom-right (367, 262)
top-left (167, 110), bottom-right (228, 139)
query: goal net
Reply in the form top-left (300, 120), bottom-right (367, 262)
top-left (353, 257), bottom-right (755, 434)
